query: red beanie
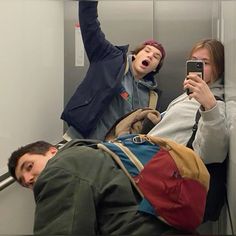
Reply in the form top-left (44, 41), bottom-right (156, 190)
top-left (143, 39), bottom-right (166, 72)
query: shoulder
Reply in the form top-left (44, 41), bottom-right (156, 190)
top-left (166, 93), bottom-right (189, 108)
top-left (210, 77), bottom-right (225, 100)
top-left (54, 145), bottom-right (108, 167)
top-left (51, 145), bottom-right (119, 177)
top-left (36, 146), bottom-right (114, 188)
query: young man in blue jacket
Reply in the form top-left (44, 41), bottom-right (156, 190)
top-left (61, 1), bottom-right (165, 140)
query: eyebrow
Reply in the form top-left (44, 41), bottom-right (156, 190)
top-left (20, 161), bottom-right (27, 171)
top-left (192, 56), bottom-right (210, 61)
top-left (147, 46), bottom-right (162, 57)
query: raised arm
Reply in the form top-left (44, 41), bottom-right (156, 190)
top-left (183, 74), bottom-right (229, 163)
top-left (79, 1), bottom-right (120, 62)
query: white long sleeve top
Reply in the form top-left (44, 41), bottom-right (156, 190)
top-left (148, 78), bottom-right (229, 164)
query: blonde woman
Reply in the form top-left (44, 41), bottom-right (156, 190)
top-left (149, 39), bottom-right (228, 164)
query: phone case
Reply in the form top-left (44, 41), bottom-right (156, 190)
top-left (186, 60), bottom-right (204, 79)
top-left (186, 60), bottom-right (204, 95)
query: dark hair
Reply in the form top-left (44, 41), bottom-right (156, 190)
top-left (8, 141), bottom-right (54, 180)
top-left (189, 39), bottom-right (224, 80)
top-left (131, 39), bottom-right (166, 74)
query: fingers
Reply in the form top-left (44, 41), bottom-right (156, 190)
top-left (183, 74), bottom-right (204, 92)
top-left (186, 73), bottom-right (202, 81)
top-left (184, 78), bottom-right (216, 110)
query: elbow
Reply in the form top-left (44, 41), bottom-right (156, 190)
top-left (193, 137), bottom-right (229, 164)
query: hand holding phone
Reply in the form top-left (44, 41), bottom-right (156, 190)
top-left (186, 60), bottom-right (204, 95)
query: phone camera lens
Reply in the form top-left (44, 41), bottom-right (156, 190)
top-left (196, 63), bottom-right (201, 68)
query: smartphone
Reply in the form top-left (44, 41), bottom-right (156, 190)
top-left (186, 60), bottom-right (204, 94)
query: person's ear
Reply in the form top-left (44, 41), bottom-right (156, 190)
top-left (48, 147), bottom-right (58, 157)
top-left (132, 55), bottom-right (136, 61)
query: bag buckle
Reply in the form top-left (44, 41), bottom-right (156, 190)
top-left (133, 135), bottom-right (145, 144)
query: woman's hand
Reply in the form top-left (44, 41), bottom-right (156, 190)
top-left (183, 73), bottom-right (217, 110)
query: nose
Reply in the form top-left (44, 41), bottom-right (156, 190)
top-left (147, 53), bottom-right (154, 60)
top-left (23, 172), bottom-right (34, 188)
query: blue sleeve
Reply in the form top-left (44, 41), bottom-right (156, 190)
top-left (79, 1), bottom-right (120, 62)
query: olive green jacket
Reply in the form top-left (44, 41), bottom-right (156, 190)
top-left (33, 140), bottom-right (172, 235)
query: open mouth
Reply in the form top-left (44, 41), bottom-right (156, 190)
top-left (142, 60), bottom-right (149, 67)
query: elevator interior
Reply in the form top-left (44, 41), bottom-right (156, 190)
top-left (0, 0), bottom-right (235, 235)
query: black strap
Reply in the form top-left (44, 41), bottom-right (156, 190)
top-left (186, 96), bottom-right (223, 149)
top-left (186, 95), bottom-right (228, 223)
top-left (56, 138), bottom-right (100, 149)
top-left (186, 110), bottom-right (201, 149)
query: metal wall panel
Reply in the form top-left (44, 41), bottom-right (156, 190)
top-left (0, 183), bottom-right (34, 235)
top-left (221, 1), bottom-right (236, 234)
top-left (0, 0), bottom-right (64, 234)
top-left (154, 0), bottom-right (219, 111)
top-left (0, 0), bottom-right (64, 175)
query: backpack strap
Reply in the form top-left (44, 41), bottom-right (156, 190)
top-left (97, 142), bottom-right (144, 197)
top-left (56, 138), bottom-right (100, 150)
top-left (186, 95), bottom-right (228, 223)
top-left (124, 58), bottom-right (129, 75)
top-left (149, 90), bottom-right (158, 109)
top-left (186, 96), bottom-right (223, 149)
top-left (186, 110), bottom-right (201, 149)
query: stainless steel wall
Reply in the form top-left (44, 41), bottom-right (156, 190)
top-left (0, 0), bottom-right (64, 234)
top-left (154, 0), bottom-right (219, 110)
top-left (0, 182), bottom-right (35, 235)
top-left (221, 1), bottom-right (236, 234)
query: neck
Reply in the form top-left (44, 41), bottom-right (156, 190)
top-left (131, 63), bottom-right (145, 80)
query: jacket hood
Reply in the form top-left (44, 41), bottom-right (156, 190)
top-left (209, 76), bottom-right (225, 100)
